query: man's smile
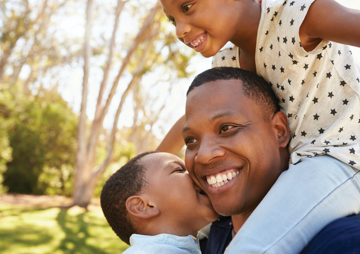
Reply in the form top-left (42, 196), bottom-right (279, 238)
top-left (206, 168), bottom-right (241, 188)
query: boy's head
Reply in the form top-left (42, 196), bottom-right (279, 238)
top-left (101, 151), bottom-right (217, 245)
top-left (183, 67), bottom-right (290, 216)
top-left (160, 0), bottom-right (261, 57)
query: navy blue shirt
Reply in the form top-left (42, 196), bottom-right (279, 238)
top-left (203, 215), bottom-right (360, 254)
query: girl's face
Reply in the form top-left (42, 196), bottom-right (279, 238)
top-left (160, 0), bottom-right (242, 57)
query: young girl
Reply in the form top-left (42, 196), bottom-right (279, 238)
top-left (157, 0), bottom-right (360, 253)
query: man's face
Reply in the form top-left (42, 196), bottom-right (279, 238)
top-left (160, 0), bottom-right (245, 57)
top-left (142, 153), bottom-right (218, 235)
top-left (183, 80), bottom-right (285, 216)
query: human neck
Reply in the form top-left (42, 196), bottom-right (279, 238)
top-left (231, 210), bottom-right (253, 233)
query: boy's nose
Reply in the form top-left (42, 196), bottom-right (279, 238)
top-left (176, 21), bottom-right (191, 41)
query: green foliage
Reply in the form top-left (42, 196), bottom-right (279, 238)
top-left (0, 205), bottom-right (129, 253)
top-left (1, 86), bottom-right (78, 195)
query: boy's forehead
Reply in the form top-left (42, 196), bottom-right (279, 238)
top-left (141, 153), bottom-right (182, 171)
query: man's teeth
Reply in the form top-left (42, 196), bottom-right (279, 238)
top-left (190, 35), bottom-right (205, 47)
top-left (206, 171), bottom-right (239, 188)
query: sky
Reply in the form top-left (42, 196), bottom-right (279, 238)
top-left (58, 0), bottom-right (360, 140)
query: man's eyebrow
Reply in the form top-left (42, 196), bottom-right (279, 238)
top-left (182, 111), bottom-right (235, 134)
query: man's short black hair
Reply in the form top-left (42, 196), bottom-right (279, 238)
top-left (187, 67), bottom-right (280, 121)
top-left (100, 151), bottom-right (157, 245)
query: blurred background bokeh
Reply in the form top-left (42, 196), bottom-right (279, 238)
top-left (0, 0), bottom-right (359, 253)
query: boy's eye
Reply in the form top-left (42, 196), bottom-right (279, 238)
top-left (181, 3), bottom-right (193, 13)
top-left (219, 125), bottom-right (235, 134)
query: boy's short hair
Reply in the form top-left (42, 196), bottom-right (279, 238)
top-left (100, 151), bottom-right (157, 245)
top-left (187, 67), bottom-right (280, 121)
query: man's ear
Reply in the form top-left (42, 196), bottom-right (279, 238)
top-left (126, 196), bottom-right (160, 219)
top-left (272, 111), bottom-right (290, 148)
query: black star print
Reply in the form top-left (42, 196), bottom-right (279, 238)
top-left (350, 114), bottom-right (354, 120)
top-left (277, 37), bottom-right (280, 42)
top-left (267, 7), bottom-right (270, 13)
top-left (288, 113), bottom-right (293, 118)
top-left (299, 41), bottom-right (302, 47)
top-left (290, 1), bottom-right (295, 6)
top-left (283, 37), bottom-right (287, 44)
top-left (343, 99), bottom-right (349, 105)
top-left (328, 92), bottom-right (334, 98)
top-left (313, 71), bottom-right (317, 77)
top-left (272, 65), bottom-right (276, 71)
top-left (300, 4), bottom-right (306, 11)
top-left (283, 0), bottom-right (287, 5)
top-left (271, 17), bottom-right (274, 22)
top-left (277, 83), bottom-right (280, 89)
top-left (232, 56), bottom-right (236, 61)
top-left (317, 53), bottom-right (323, 60)
top-left (264, 63), bottom-right (267, 68)
top-left (338, 50), bottom-right (341, 55)
top-left (324, 140), bottom-right (331, 145)
top-left (304, 64), bottom-right (309, 70)
top-left (274, 11), bottom-right (278, 17)
top-left (313, 114), bottom-right (319, 120)
top-left (222, 56), bottom-right (225, 60)
top-left (301, 80), bottom-right (305, 85)
top-left (343, 142), bottom-right (348, 145)
top-left (293, 133), bottom-right (296, 138)
top-left (350, 135), bottom-right (356, 141)
top-left (230, 48), bottom-right (233, 50)
top-left (280, 67), bottom-right (285, 73)
top-left (311, 140), bottom-right (316, 145)
top-left (281, 98), bottom-right (285, 103)
top-left (345, 64), bottom-right (351, 70)
top-left (331, 60), bottom-right (334, 65)
top-left (289, 96), bottom-right (295, 102)
top-left (340, 81), bottom-right (346, 87)
top-left (292, 60), bottom-right (298, 65)
top-left (357, 77), bottom-right (360, 83)
top-left (270, 44), bottom-right (273, 50)
top-left (278, 51), bottom-right (281, 57)
top-left (265, 30), bottom-right (269, 35)
top-left (290, 19), bottom-right (294, 26)
top-left (350, 148), bottom-right (355, 154)
top-left (326, 72), bottom-right (332, 79)
top-left (329, 42), bottom-right (332, 48)
top-left (339, 127), bottom-right (343, 133)
top-left (323, 148), bottom-right (330, 154)
top-left (350, 50), bottom-right (353, 55)
top-left (312, 97), bottom-right (318, 104)
top-left (279, 20), bottom-right (282, 26)
top-left (330, 109), bottom-right (337, 116)
top-left (292, 37), bottom-right (296, 44)
top-left (281, 86), bottom-right (285, 91)
top-left (288, 53), bottom-right (293, 59)
top-left (259, 47), bottom-right (263, 52)
top-left (301, 131), bottom-right (307, 137)
top-left (349, 160), bottom-right (356, 166)
top-left (323, 45), bottom-right (327, 50)
top-left (288, 79), bottom-right (292, 85)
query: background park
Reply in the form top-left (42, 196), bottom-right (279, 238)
top-left (0, 0), bottom-right (360, 253)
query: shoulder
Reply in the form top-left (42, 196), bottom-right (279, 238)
top-left (212, 47), bottom-right (239, 68)
top-left (301, 215), bottom-right (360, 254)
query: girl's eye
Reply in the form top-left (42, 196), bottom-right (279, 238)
top-left (219, 125), bottom-right (235, 134)
top-left (182, 3), bottom-right (193, 13)
top-left (168, 16), bottom-right (175, 24)
top-left (185, 137), bottom-right (197, 145)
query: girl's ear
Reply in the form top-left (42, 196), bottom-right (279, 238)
top-left (272, 111), bottom-right (290, 148)
top-left (126, 196), bottom-right (160, 219)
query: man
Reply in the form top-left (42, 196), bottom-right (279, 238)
top-left (180, 67), bottom-right (360, 253)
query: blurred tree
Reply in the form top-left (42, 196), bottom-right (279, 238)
top-left (2, 85), bottom-right (78, 194)
top-left (73, 0), bottom-right (194, 208)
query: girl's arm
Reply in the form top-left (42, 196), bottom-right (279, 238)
top-left (300, 0), bottom-right (360, 51)
top-left (156, 114), bottom-right (185, 154)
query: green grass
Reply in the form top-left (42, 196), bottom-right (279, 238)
top-left (0, 204), bottom-right (129, 254)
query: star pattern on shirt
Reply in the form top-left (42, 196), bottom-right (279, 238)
top-left (349, 160), bottom-right (356, 166)
top-left (350, 135), bottom-right (356, 141)
top-left (232, 56), bottom-right (236, 61)
top-left (323, 148), bottom-right (330, 154)
top-left (289, 95), bottom-right (295, 102)
top-left (319, 128), bottom-right (325, 134)
top-left (343, 99), bottom-right (349, 105)
top-left (350, 148), bottom-right (355, 154)
top-left (330, 109), bottom-right (337, 116)
top-left (290, 19), bottom-right (294, 26)
top-left (313, 114), bottom-right (319, 120)
top-left (326, 72), bottom-right (332, 79)
top-left (338, 127), bottom-right (343, 133)
top-left (328, 92), bottom-right (334, 98)
top-left (301, 131), bottom-right (307, 137)
top-left (312, 97), bottom-right (318, 104)
top-left (340, 81), bottom-right (346, 87)
top-left (345, 64), bottom-right (351, 70)
top-left (300, 4), bottom-right (306, 11)
top-left (317, 53), bottom-right (323, 60)
top-left (303, 64), bottom-right (309, 70)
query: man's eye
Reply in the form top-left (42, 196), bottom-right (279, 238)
top-left (219, 125), bottom-right (235, 134)
top-left (181, 3), bottom-right (193, 13)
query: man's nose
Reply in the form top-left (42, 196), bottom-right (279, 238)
top-left (176, 21), bottom-right (191, 41)
top-left (195, 137), bottom-right (225, 164)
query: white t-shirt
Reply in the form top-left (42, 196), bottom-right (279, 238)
top-left (213, 0), bottom-right (360, 168)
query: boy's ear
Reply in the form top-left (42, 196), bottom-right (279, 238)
top-left (272, 111), bottom-right (290, 148)
top-left (126, 196), bottom-right (160, 219)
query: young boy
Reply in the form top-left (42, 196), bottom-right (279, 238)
top-left (157, 0), bottom-right (360, 252)
top-left (100, 151), bottom-right (218, 254)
